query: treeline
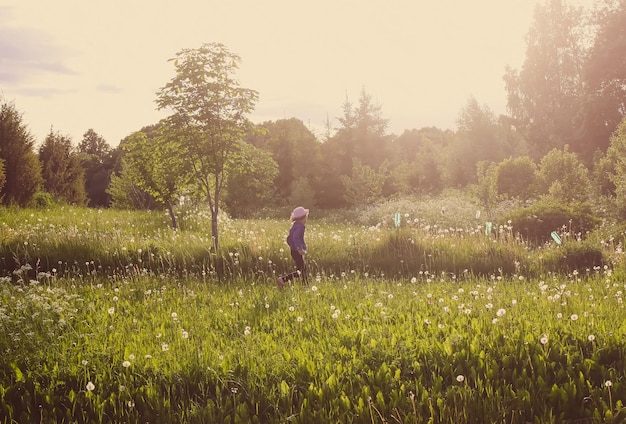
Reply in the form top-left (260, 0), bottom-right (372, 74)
top-left (1, 0), bottom-right (625, 220)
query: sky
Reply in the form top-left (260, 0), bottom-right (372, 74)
top-left (0, 0), bottom-right (596, 147)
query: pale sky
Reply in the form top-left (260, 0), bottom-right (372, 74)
top-left (0, 0), bottom-right (595, 146)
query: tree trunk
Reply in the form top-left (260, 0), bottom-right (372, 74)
top-left (211, 209), bottom-right (219, 251)
top-left (167, 203), bottom-right (178, 230)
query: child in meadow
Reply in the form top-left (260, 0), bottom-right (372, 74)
top-left (277, 206), bottom-right (309, 288)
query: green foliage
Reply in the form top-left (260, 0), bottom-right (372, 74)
top-left (538, 146), bottom-right (592, 203)
top-left (38, 129), bottom-right (87, 206)
top-left (156, 42), bottom-right (259, 249)
top-left (317, 89), bottom-right (390, 208)
top-left (340, 159), bottom-right (386, 207)
top-left (495, 156), bottom-right (538, 201)
top-left (122, 126), bottom-right (194, 228)
top-left (30, 191), bottom-right (55, 209)
top-left (107, 165), bottom-right (159, 210)
top-left (579, 1), bottom-right (626, 158)
top-left (78, 129), bottom-right (115, 207)
top-left (540, 240), bottom-right (606, 273)
top-left (506, 199), bottom-right (600, 245)
top-left (288, 177), bottom-right (316, 210)
top-left (224, 141), bottom-right (279, 217)
top-left (247, 118), bottom-right (320, 205)
top-left (503, 0), bottom-right (588, 158)
top-left (472, 161), bottom-right (498, 214)
top-left (0, 96), bottom-right (43, 206)
top-left (597, 117), bottom-right (626, 219)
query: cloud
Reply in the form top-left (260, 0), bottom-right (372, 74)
top-left (8, 87), bottom-right (76, 98)
top-left (0, 25), bottom-right (76, 85)
top-left (96, 84), bottom-right (124, 94)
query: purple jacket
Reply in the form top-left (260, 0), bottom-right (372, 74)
top-left (286, 221), bottom-right (306, 251)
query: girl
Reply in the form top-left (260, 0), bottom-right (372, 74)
top-left (277, 206), bottom-right (309, 288)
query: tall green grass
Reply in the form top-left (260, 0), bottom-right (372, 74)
top-left (1, 272), bottom-right (624, 422)
top-left (1, 196), bottom-right (626, 422)
top-left (1, 196), bottom-right (621, 282)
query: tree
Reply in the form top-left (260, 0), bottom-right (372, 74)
top-left (122, 125), bottom-right (193, 229)
top-left (595, 116), bottom-right (626, 217)
top-left (223, 141), bottom-right (278, 217)
top-left (538, 145), bottom-right (591, 203)
top-left (504, 0), bottom-right (588, 159)
top-left (318, 89), bottom-right (390, 208)
top-left (578, 0), bottom-right (626, 158)
top-left (78, 129), bottom-right (115, 207)
top-left (107, 165), bottom-right (159, 210)
top-left (495, 156), bottom-right (538, 201)
top-left (473, 161), bottom-right (499, 215)
top-left (445, 98), bottom-right (505, 187)
top-left (156, 43), bottom-right (258, 250)
top-left (39, 130), bottom-right (87, 205)
top-left (78, 128), bottom-right (110, 157)
top-left (340, 159), bottom-right (387, 207)
top-left (0, 97), bottom-right (43, 206)
top-left (247, 118), bottom-right (321, 205)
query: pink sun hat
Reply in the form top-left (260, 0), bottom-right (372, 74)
top-left (290, 206), bottom-right (309, 221)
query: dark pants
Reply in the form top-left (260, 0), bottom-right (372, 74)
top-left (281, 249), bottom-right (308, 284)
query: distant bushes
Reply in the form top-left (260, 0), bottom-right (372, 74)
top-left (506, 199), bottom-right (600, 245)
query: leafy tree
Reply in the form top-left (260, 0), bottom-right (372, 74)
top-left (340, 159), bottom-right (387, 207)
top-left (318, 89), bottom-right (390, 208)
top-left (538, 145), bottom-right (591, 203)
top-left (288, 177), bottom-right (316, 209)
top-left (445, 98), bottom-right (505, 187)
top-left (107, 165), bottom-right (158, 210)
top-left (39, 130), bottom-right (87, 205)
top-left (78, 129), bottom-right (115, 207)
top-left (156, 43), bottom-right (258, 250)
top-left (386, 127), bottom-right (451, 195)
top-left (246, 118), bottom-right (321, 205)
top-left (0, 97), bottom-right (43, 206)
top-left (595, 117), bottom-right (626, 216)
top-left (122, 126), bottom-right (192, 229)
top-left (578, 0), bottom-right (626, 158)
top-left (397, 141), bottom-right (444, 195)
top-left (495, 156), bottom-right (539, 201)
top-left (223, 141), bottom-right (278, 217)
top-left (473, 161), bottom-right (499, 215)
top-left (78, 128), bottom-right (110, 157)
top-left (504, 0), bottom-right (588, 159)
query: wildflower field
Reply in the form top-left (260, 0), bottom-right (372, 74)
top-left (1, 198), bottom-right (626, 423)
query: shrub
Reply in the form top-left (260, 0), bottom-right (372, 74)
top-left (506, 199), bottom-right (600, 245)
top-left (30, 191), bottom-right (55, 209)
top-left (540, 241), bottom-right (606, 273)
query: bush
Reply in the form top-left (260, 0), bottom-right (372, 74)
top-left (29, 191), bottom-right (55, 209)
top-left (506, 199), bottom-right (600, 245)
top-left (539, 241), bottom-right (606, 273)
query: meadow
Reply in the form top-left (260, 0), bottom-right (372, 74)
top-left (1, 195), bottom-right (626, 423)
